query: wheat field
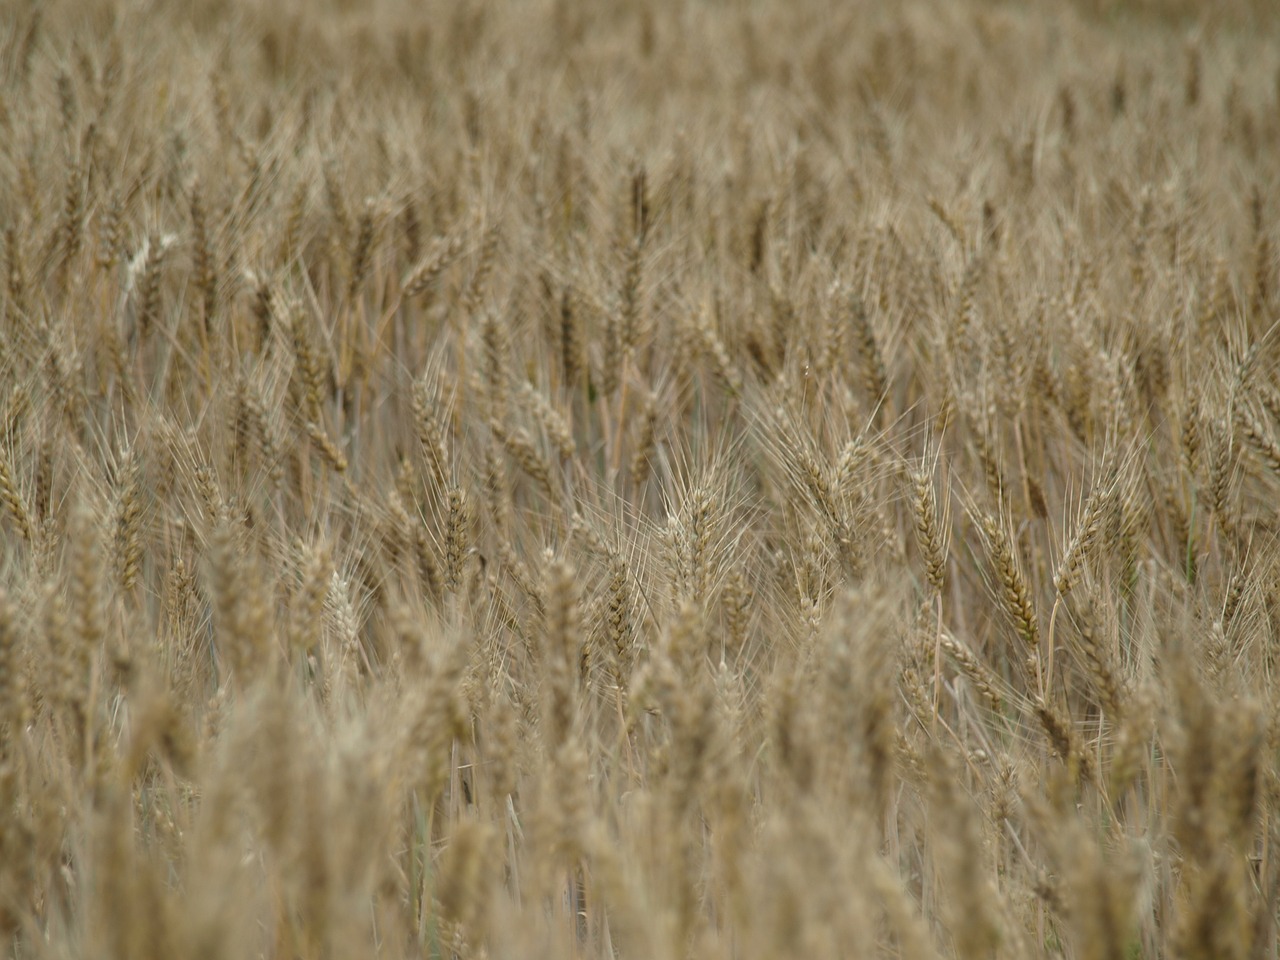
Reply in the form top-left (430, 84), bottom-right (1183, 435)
top-left (1, 0), bottom-right (1279, 957)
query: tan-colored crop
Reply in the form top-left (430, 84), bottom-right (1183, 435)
top-left (0, 3), bottom-right (1276, 958)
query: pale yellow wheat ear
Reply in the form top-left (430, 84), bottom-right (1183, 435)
top-left (0, 439), bottom-right (32, 544)
top-left (910, 442), bottom-right (950, 595)
top-left (656, 438), bottom-right (753, 612)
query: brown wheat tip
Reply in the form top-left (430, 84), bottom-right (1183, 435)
top-left (910, 465), bottom-right (947, 592)
top-left (0, 443), bottom-right (32, 543)
top-left (978, 512), bottom-right (1039, 650)
top-left (1054, 485), bottom-right (1107, 597)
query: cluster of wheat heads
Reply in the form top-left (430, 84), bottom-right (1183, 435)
top-left (1, 0), bottom-right (1279, 957)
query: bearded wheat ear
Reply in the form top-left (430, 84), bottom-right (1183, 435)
top-left (443, 486), bottom-right (472, 595)
top-left (0, 444), bottom-right (32, 543)
top-left (111, 447), bottom-right (143, 592)
top-left (977, 512), bottom-right (1039, 654)
top-left (911, 450), bottom-right (950, 716)
top-left (910, 461), bottom-right (948, 594)
top-left (629, 389), bottom-right (659, 491)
